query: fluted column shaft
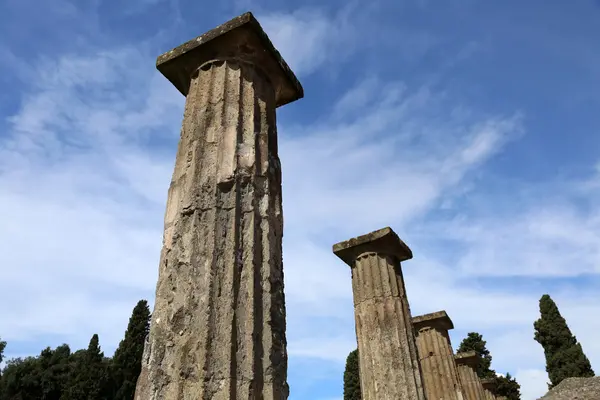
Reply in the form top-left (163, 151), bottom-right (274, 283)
top-left (413, 311), bottom-right (464, 400)
top-left (333, 228), bottom-right (426, 400)
top-left (354, 253), bottom-right (425, 400)
top-left (483, 390), bottom-right (495, 400)
top-left (136, 61), bottom-right (291, 400)
top-left (455, 355), bottom-right (486, 400)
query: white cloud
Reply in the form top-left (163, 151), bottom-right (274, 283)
top-left (517, 369), bottom-right (549, 400)
top-left (1, 6), bottom-right (600, 400)
top-left (0, 46), bottom-right (182, 352)
top-left (258, 7), bottom-right (355, 76)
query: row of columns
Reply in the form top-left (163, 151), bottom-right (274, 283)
top-left (138, 10), bottom-right (507, 398)
top-left (334, 227), bottom-right (507, 400)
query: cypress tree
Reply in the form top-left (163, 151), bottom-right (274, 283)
top-left (534, 294), bottom-right (594, 388)
top-left (456, 332), bottom-right (496, 379)
top-left (495, 372), bottom-right (521, 400)
top-left (111, 299), bottom-right (151, 400)
top-left (62, 334), bottom-right (110, 400)
top-left (39, 344), bottom-right (72, 399)
top-left (343, 349), bottom-right (361, 400)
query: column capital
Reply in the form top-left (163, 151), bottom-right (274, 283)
top-left (455, 351), bottom-right (480, 368)
top-left (333, 227), bottom-right (413, 267)
top-left (481, 378), bottom-right (497, 392)
top-left (412, 310), bottom-right (454, 332)
top-left (156, 11), bottom-right (304, 107)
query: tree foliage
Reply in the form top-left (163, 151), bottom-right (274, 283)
top-left (0, 337), bottom-right (6, 365)
top-left (534, 294), bottom-right (595, 388)
top-left (495, 372), bottom-right (521, 400)
top-left (0, 299), bottom-right (149, 400)
top-left (456, 332), bottom-right (496, 379)
top-left (62, 334), bottom-right (111, 400)
top-left (112, 299), bottom-right (151, 400)
top-left (343, 349), bottom-right (361, 400)
top-left (0, 344), bottom-right (73, 400)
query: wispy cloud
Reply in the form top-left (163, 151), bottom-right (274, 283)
top-left (2, 3), bottom-right (600, 400)
top-left (259, 7), bottom-right (358, 76)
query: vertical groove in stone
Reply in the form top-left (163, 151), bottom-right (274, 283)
top-left (415, 320), bottom-right (467, 400)
top-left (135, 59), bottom-right (288, 400)
top-left (457, 364), bottom-right (485, 400)
top-left (351, 253), bottom-right (425, 400)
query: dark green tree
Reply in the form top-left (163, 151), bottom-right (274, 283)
top-left (0, 336), bottom-right (5, 387)
top-left (111, 299), bottom-right (151, 400)
top-left (0, 336), bottom-right (6, 364)
top-left (456, 332), bottom-right (496, 379)
top-left (0, 344), bottom-right (72, 400)
top-left (0, 356), bottom-right (43, 399)
top-left (343, 349), bottom-right (361, 400)
top-left (62, 334), bottom-right (110, 400)
top-left (495, 372), bottom-right (521, 400)
top-left (534, 294), bottom-right (595, 388)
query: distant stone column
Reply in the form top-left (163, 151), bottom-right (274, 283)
top-left (481, 378), bottom-right (497, 400)
top-left (333, 227), bottom-right (426, 400)
top-left (413, 311), bottom-right (465, 400)
top-left (455, 351), bottom-right (486, 400)
top-left (134, 12), bottom-right (303, 400)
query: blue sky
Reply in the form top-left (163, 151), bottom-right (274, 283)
top-left (1, 0), bottom-right (600, 399)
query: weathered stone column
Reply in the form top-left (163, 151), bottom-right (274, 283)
top-left (455, 351), bottom-right (486, 400)
top-left (333, 227), bottom-right (426, 400)
top-left (134, 12), bottom-right (303, 400)
top-left (413, 311), bottom-right (465, 400)
top-left (480, 378), bottom-right (497, 400)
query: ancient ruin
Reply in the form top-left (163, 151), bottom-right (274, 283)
top-left (455, 351), bottom-right (487, 400)
top-left (413, 310), bottom-right (465, 400)
top-left (539, 376), bottom-right (600, 400)
top-left (134, 12), bottom-right (302, 399)
top-left (481, 378), bottom-right (497, 400)
top-left (333, 227), bottom-right (426, 400)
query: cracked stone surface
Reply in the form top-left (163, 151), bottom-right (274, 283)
top-left (538, 377), bottom-right (600, 400)
top-left (134, 12), bottom-right (302, 400)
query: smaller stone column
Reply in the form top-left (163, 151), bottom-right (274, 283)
top-left (480, 378), bottom-right (497, 400)
top-left (333, 227), bottom-right (426, 400)
top-left (455, 351), bottom-right (486, 400)
top-left (413, 311), bottom-right (465, 400)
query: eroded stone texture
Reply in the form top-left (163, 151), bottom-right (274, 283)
top-left (134, 12), bottom-right (303, 400)
top-left (333, 227), bottom-right (426, 400)
top-left (538, 377), bottom-right (600, 400)
top-left (455, 351), bottom-right (486, 400)
top-left (480, 378), bottom-right (497, 400)
top-left (413, 311), bottom-right (465, 400)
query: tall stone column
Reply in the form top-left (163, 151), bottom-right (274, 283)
top-left (134, 12), bottom-right (303, 400)
top-left (455, 351), bottom-right (486, 400)
top-left (333, 227), bottom-right (426, 400)
top-left (480, 378), bottom-right (497, 400)
top-left (413, 311), bottom-right (465, 400)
